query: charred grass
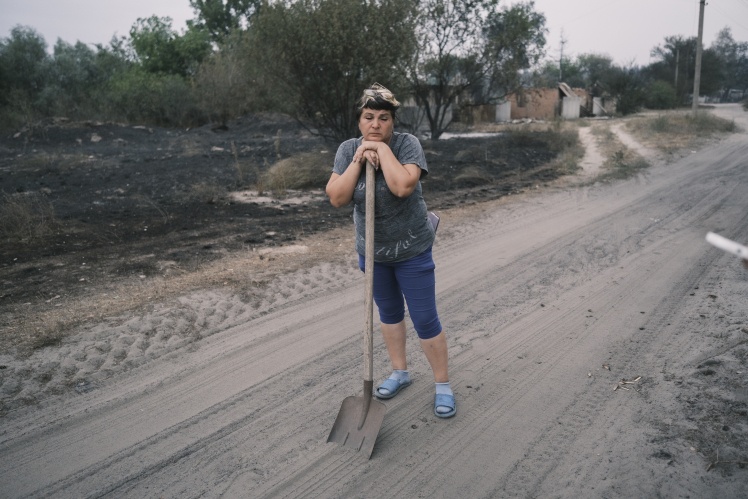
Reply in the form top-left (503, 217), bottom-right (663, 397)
top-left (0, 115), bottom-right (583, 355)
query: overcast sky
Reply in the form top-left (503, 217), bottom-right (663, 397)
top-left (1, 0), bottom-right (747, 66)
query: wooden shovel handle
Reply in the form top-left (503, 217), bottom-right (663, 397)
top-left (364, 161), bottom-right (375, 384)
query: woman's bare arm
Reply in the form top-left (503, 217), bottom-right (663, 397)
top-left (358, 141), bottom-right (421, 198)
top-left (325, 157), bottom-right (364, 207)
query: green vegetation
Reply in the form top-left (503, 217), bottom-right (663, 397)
top-left (589, 127), bottom-right (649, 181)
top-left (1, 1), bottom-right (746, 135)
top-left (531, 27), bottom-right (747, 116)
top-left (620, 111), bottom-right (737, 156)
top-left (0, 0), bottom-right (556, 138)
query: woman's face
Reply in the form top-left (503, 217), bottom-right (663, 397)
top-left (358, 108), bottom-right (394, 143)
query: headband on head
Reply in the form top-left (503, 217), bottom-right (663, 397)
top-left (357, 83), bottom-right (400, 114)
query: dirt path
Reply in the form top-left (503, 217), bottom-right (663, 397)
top-left (1, 105), bottom-right (747, 498)
top-left (576, 126), bottom-right (604, 177)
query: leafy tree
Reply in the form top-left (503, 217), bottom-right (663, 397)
top-left (575, 54), bottom-right (615, 90)
top-left (645, 80), bottom-right (677, 109)
top-left (193, 33), bottom-right (251, 126)
top-left (189, 0), bottom-right (260, 43)
top-left (106, 67), bottom-right (200, 125)
top-left (92, 36), bottom-right (136, 80)
top-left (529, 53), bottom-right (613, 90)
top-left (649, 35), bottom-right (722, 105)
top-left (711, 27), bottom-right (748, 101)
top-left (249, 0), bottom-right (419, 141)
top-left (607, 64), bottom-right (646, 115)
top-left (528, 59), bottom-right (562, 87)
top-left (480, 2), bottom-right (546, 98)
top-left (129, 16), bottom-right (211, 76)
top-left (0, 26), bottom-right (49, 110)
top-left (649, 35), bottom-right (694, 104)
top-left (37, 40), bottom-right (104, 117)
top-left (404, 0), bottom-right (494, 139)
top-left (406, 0), bottom-right (546, 139)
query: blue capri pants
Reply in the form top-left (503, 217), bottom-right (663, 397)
top-left (358, 248), bottom-right (443, 340)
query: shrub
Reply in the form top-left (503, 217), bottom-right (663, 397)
top-left (646, 81), bottom-right (678, 110)
top-left (262, 152), bottom-right (334, 194)
top-left (104, 68), bottom-right (203, 126)
top-left (182, 182), bottom-right (228, 205)
top-left (0, 192), bottom-right (58, 241)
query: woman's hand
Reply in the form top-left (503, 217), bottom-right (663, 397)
top-left (355, 140), bottom-right (420, 198)
top-left (355, 142), bottom-right (384, 169)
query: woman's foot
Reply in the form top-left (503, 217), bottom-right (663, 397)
top-left (434, 381), bottom-right (456, 418)
top-left (374, 370), bottom-right (411, 399)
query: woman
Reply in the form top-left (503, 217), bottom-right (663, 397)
top-left (326, 83), bottom-right (455, 418)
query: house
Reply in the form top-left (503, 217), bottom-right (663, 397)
top-left (466, 83), bottom-right (614, 123)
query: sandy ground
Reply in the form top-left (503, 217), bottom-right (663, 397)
top-left (1, 104), bottom-right (747, 497)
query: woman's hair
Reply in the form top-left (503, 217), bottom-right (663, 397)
top-left (356, 83), bottom-right (401, 120)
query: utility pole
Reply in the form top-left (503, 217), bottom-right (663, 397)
top-left (692, 0), bottom-right (705, 113)
top-left (559, 30), bottom-right (567, 82)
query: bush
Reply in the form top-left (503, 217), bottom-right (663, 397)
top-left (0, 192), bottom-right (58, 241)
top-left (686, 112), bottom-right (737, 133)
top-left (646, 80), bottom-right (678, 110)
top-left (262, 152), bottom-right (334, 194)
top-left (104, 69), bottom-right (203, 126)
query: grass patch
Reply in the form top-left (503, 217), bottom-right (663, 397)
top-left (625, 110), bottom-right (738, 154)
top-left (591, 127), bottom-right (649, 181)
top-left (183, 182), bottom-right (229, 205)
top-left (262, 151), bottom-right (333, 195)
top-left (500, 121), bottom-right (584, 176)
top-left (0, 192), bottom-right (59, 242)
top-left (15, 152), bottom-right (94, 172)
top-left (539, 121), bottom-right (584, 175)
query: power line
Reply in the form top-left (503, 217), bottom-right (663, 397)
top-left (710, 1), bottom-right (748, 36)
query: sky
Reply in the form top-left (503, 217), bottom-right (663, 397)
top-left (1, 0), bottom-right (748, 65)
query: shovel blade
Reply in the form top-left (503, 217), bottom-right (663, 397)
top-left (327, 395), bottom-right (387, 459)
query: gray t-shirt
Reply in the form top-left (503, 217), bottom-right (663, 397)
top-left (333, 132), bottom-right (435, 262)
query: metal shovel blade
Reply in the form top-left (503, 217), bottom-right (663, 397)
top-left (327, 382), bottom-right (387, 459)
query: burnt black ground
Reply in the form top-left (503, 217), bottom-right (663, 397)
top-left (0, 113), bottom-right (567, 317)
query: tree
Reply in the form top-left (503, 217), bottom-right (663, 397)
top-left (607, 64), bottom-right (647, 115)
top-left (711, 27), bottom-right (748, 101)
top-left (481, 2), bottom-right (546, 99)
top-left (189, 0), bottom-right (260, 43)
top-left (129, 16), bottom-right (211, 76)
top-left (193, 33), bottom-right (251, 126)
top-left (530, 53), bottom-right (614, 90)
top-left (649, 35), bottom-right (693, 104)
top-left (529, 59), bottom-right (563, 87)
top-left (406, 0), bottom-right (546, 139)
top-left (574, 54), bottom-right (615, 90)
top-left (39, 40), bottom-right (102, 117)
top-left (648, 35), bottom-right (722, 105)
top-left (644, 80), bottom-right (677, 109)
top-left (105, 67), bottom-right (199, 125)
top-left (0, 26), bottom-right (49, 110)
top-left (249, 0), bottom-right (419, 141)
top-left (405, 0), bottom-right (493, 139)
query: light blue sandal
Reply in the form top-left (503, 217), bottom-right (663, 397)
top-left (374, 378), bottom-right (411, 399)
top-left (434, 393), bottom-right (456, 418)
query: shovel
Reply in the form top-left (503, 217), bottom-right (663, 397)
top-left (328, 160), bottom-right (387, 458)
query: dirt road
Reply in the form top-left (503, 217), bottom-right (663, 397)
top-left (1, 105), bottom-right (747, 497)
